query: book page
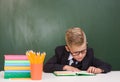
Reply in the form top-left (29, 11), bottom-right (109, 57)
top-left (53, 71), bottom-right (95, 76)
top-left (53, 71), bottom-right (76, 76)
top-left (76, 71), bottom-right (95, 76)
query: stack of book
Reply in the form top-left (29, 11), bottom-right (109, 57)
top-left (4, 55), bottom-right (30, 79)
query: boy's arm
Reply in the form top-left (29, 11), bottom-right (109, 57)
top-left (92, 57), bottom-right (112, 73)
top-left (43, 46), bottom-right (66, 73)
top-left (43, 55), bottom-right (64, 73)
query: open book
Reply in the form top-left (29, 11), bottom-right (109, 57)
top-left (53, 71), bottom-right (95, 76)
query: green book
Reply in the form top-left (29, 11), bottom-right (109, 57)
top-left (53, 71), bottom-right (96, 76)
top-left (4, 72), bottom-right (30, 79)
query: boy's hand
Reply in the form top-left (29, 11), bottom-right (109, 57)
top-left (63, 65), bottom-right (80, 72)
top-left (87, 66), bottom-right (103, 74)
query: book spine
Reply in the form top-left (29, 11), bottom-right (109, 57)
top-left (4, 72), bottom-right (30, 79)
top-left (4, 55), bottom-right (28, 60)
top-left (5, 70), bottom-right (30, 72)
top-left (4, 66), bottom-right (30, 70)
top-left (5, 60), bottom-right (30, 64)
top-left (4, 63), bottom-right (30, 66)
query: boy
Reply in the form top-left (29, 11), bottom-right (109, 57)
top-left (43, 27), bottom-right (111, 74)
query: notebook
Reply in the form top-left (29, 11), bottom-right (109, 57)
top-left (53, 71), bottom-right (95, 76)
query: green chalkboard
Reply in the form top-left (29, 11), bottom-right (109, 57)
top-left (0, 0), bottom-right (120, 70)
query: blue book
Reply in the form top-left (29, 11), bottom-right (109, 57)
top-left (4, 63), bottom-right (30, 66)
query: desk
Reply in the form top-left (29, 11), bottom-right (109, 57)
top-left (0, 71), bottom-right (120, 82)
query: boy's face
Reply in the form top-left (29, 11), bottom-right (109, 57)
top-left (67, 43), bottom-right (87, 62)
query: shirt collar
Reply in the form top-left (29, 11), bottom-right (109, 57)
top-left (68, 53), bottom-right (79, 65)
top-left (68, 53), bottom-right (73, 60)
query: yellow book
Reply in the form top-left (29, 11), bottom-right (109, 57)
top-left (4, 66), bottom-right (30, 70)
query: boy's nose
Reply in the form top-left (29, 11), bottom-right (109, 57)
top-left (78, 53), bottom-right (83, 58)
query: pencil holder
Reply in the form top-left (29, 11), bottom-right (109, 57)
top-left (30, 64), bottom-right (43, 80)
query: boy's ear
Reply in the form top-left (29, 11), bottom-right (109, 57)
top-left (65, 46), bottom-right (69, 52)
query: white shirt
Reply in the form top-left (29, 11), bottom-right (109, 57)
top-left (68, 53), bottom-right (78, 65)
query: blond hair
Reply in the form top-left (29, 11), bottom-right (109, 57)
top-left (65, 27), bottom-right (87, 47)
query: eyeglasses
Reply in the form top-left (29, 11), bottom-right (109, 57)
top-left (68, 47), bottom-right (87, 56)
